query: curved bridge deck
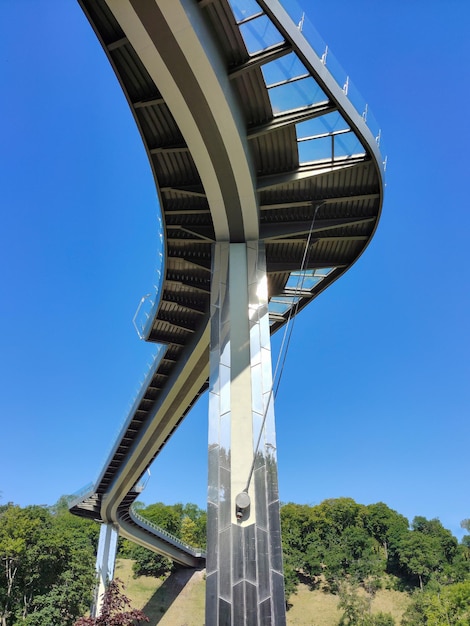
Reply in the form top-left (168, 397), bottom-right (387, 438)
top-left (70, 0), bottom-right (384, 566)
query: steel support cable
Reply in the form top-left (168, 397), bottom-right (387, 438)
top-left (243, 203), bottom-right (323, 494)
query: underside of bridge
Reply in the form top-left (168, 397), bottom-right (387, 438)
top-left (69, 0), bottom-right (384, 623)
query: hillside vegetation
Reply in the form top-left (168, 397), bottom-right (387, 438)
top-left (118, 558), bottom-right (410, 625)
top-left (0, 497), bottom-right (468, 625)
top-left (124, 498), bottom-right (470, 625)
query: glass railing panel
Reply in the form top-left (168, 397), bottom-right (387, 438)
top-left (319, 46), bottom-right (351, 100)
top-left (344, 76), bottom-right (381, 144)
top-left (67, 482), bottom-right (94, 508)
top-left (133, 469), bottom-right (151, 494)
top-left (228, 1), bottom-right (383, 163)
top-left (133, 216), bottom-right (164, 340)
top-left (133, 293), bottom-right (157, 340)
top-left (239, 14), bottom-right (284, 54)
top-left (287, 6), bottom-right (328, 63)
top-left (93, 345), bottom-right (166, 485)
top-left (343, 75), bottom-right (367, 118)
top-left (277, 0), bottom-right (384, 159)
top-left (268, 76), bottom-right (326, 114)
top-left (71, 212), bottom-right (165, 502)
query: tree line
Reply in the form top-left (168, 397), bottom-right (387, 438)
top-left (280, 499), bottom-right (470, 624)
top-left (0, 497), bottom-right (97, 626)
top-left (111, 498), bottom-right (470, 625)
top-left (0, 496), bottom-right (468, 625)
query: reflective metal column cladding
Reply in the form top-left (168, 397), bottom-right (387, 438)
top-left (94, 524), bottom-right (118, 617)
top-left (207, 241), bottom-right (286, 625)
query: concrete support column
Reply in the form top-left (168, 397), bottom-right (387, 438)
top-left (206, 241), bottom-right (286, 625)
top-left (93, 523), bottom-right (119, 617)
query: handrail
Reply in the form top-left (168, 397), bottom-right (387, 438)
top-left (129, 505), bottom-right (206, 558)
top-left (93, 345), bottom-right (167, 489)
top-left (277, 0), bottom-right (386, 168)
top-left (133, 216), bottom-right (164, 341)
top-left (69, 347), bottom-right (166, 508)
top-left (132, 293), bottom-right (154, 340)
top-left (66, 482), bottom-right (95, 510)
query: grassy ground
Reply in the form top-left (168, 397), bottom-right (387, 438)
top-left (286, 584), bottom-right (342, 625)
top-left (117, 559), bottom-right (410, 626)
top-left (115, 559), bottom-right (205, 626)
top-left (286, 584), bottom-right (410, 626)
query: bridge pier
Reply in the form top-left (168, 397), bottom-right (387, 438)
top-left (206, 241), bottom-right (286, 625)
top-left (93, 523), bottom-right (119, 617)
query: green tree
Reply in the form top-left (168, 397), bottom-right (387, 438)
top-left (398, 532), bottom-right (443, 589)
top-left (396, 517), bottom-right (459, 588)
top-left (412, 517), bottom-right (457, 565)
top-left (136, 501), bottom-right (206, 545)
top-left (313, 498), bottom-right (364, 537)
top-left (370, 614), bottom-right (395, 626)
top-left (130, 545), bottom-right (172, 578)
top-left (361, 503), bottom-right (409, 563)
top-left (0, 502), bottom-right (96, 626)
top-left (340, 526), bottom-right (385, 581)
top-left (181, 503), bottom-right (206, 548)
top-left (451, 543), bottom-right (470, 583)
top-left (402, 579), bottom-right (470, 625)
top-left (0, 505), bottom-right (30, 624)
top-left (128, 502), bottom-right (206, 579)
top-left (281, 503), bottom-right (315, 571)
top-left (280, 503), bottom-right (320, 597)
top-left (336, 582), bottom-right (395, 625)
top-left (282, 560), bottom-right (299, 603)
top-left (281, 499), bottom-right (395, 596)
top-left (139, 502), bottom-right (181, 535)
top-left (180, 517), bottom-right (199, 546)
top-left (337, 581), bottom-right (369, 625)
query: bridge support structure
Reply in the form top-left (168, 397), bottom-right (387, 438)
top-left (207, 241), bottom-right (286, 625)
top-left (93, 523), bottom-right (119, 617)
top-left (70, 0), bottom-right (384, 622)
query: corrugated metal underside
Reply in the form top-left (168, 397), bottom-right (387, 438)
top-left (71, 0), bottom-right (381, 523)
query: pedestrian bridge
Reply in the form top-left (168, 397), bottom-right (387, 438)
top-left (69, 0), bottom-right (384, 568)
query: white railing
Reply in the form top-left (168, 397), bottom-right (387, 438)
top-left (130, 505), bottom-right (206, 558)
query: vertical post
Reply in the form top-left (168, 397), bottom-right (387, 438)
top-left (93, 523), bottom-right (119, 617)
top-left (206, 241), bottom-right (286, 625)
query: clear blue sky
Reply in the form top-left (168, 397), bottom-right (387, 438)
top-left (0, 1), bottom-right (468, 541)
